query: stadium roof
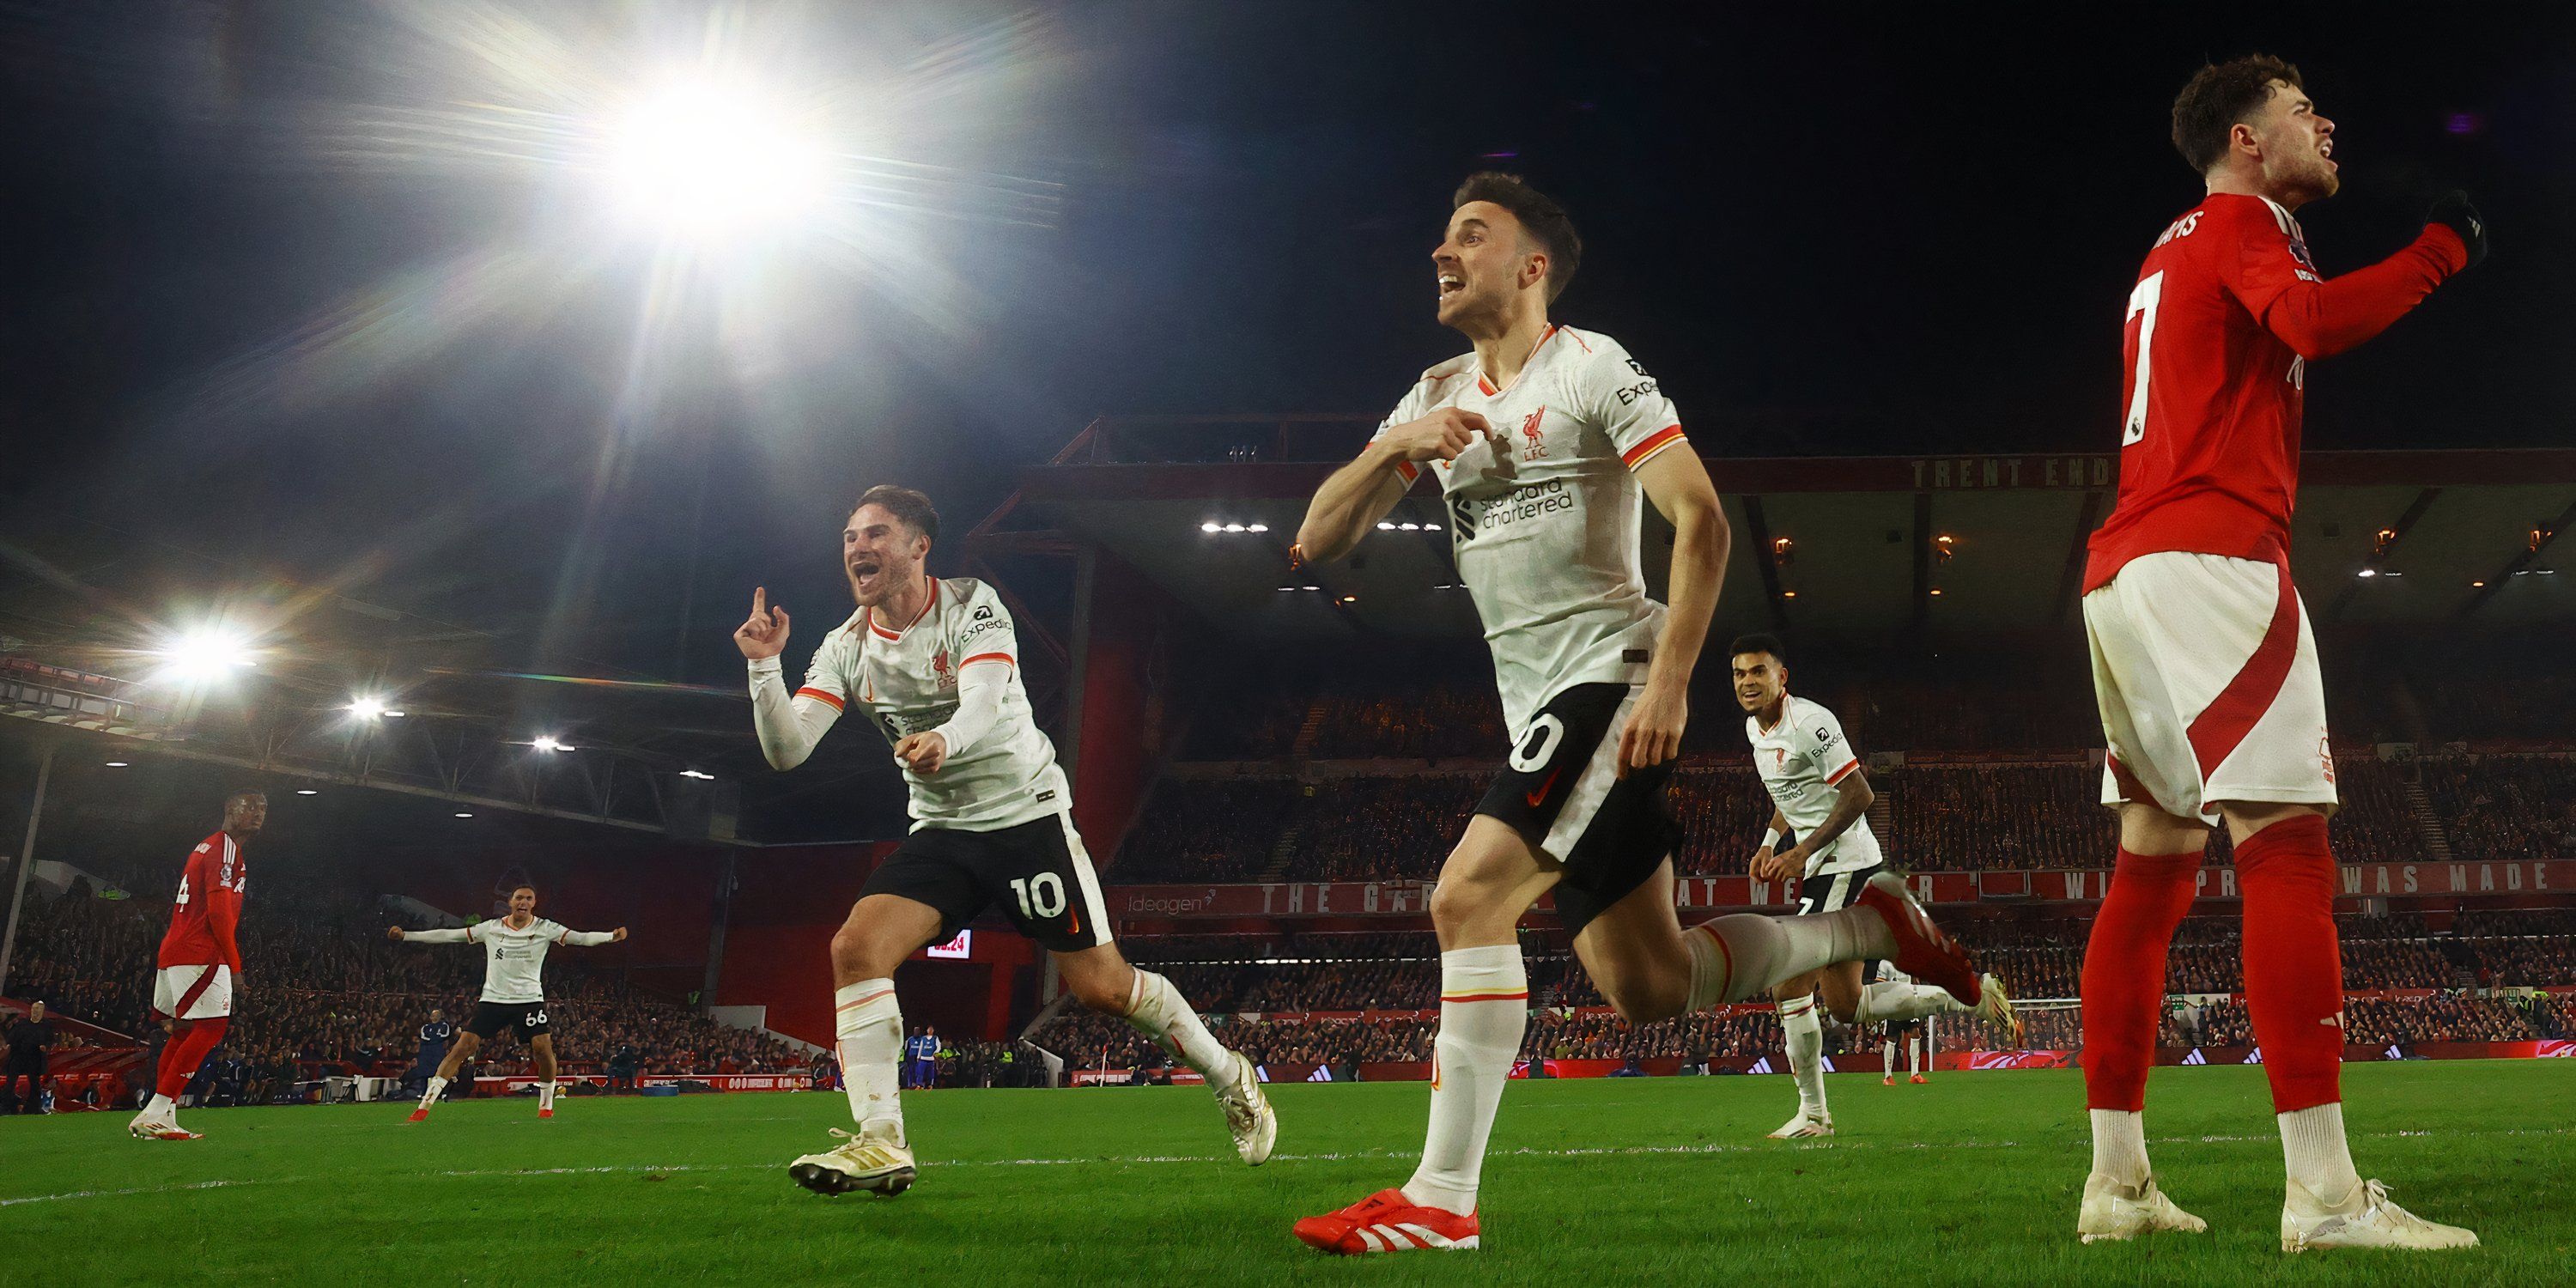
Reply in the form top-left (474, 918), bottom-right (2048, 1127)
top-left (984, 417), bottom-right (2576, 642)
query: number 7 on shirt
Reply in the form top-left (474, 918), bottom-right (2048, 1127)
top-left (2123, 270), bottom-right (2164, 446)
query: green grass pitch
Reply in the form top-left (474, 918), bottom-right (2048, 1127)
top-left (3, 1062), bottom-right (2567, 1286)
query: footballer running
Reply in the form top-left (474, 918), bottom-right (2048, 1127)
top-left (738, 485), bottom-right (1275, 1198)
top-left (1285, 173), bottom-right (1986, 1255)
top-left (1729, 634), bottom-right (2015, 1140)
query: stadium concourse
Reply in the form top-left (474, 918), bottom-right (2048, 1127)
top-left (3, 436), bottom-right (2569, 1113)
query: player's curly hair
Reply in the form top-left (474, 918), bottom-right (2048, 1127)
top-left (1453, 172), bottom-right (1582, 302)
top-left (855, 485), bottom-right (939, 544)
top-left (2172, 54), bottom-right (2305, 174)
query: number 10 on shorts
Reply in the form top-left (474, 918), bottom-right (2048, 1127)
top-left (1011, 873), bottom-right (1067, 920)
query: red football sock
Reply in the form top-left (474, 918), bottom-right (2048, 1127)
top-left (2236, 812), bottom-right (2342, 1112)
top-left (155, 1017), bottom-right (229, 1100)
top-left (2081, 847), bottom-right (2202, 1112)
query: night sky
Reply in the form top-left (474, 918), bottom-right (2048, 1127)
top-left (4, 1), bottom-right (2570, 683)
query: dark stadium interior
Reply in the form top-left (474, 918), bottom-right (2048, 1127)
top-left (0, 0), bottom-right (2571, 1221)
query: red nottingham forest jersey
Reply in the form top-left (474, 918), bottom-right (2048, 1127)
top-left (157, 831), bottom-right (246, 969)
top-left (2084, 193), bottom-right (2466, 592)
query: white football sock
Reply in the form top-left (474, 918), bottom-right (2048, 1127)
top-left (1855, 981), bottom-right (1967, 1024)
top-left (1909, 1036), bottom-right (1923, 1075)
top-left (1780, 993), bottom-right (1827, 1118)
top-left (835, 978), bottom-right (906, 1146)
top-left (1882, 1040), bottom-right (1896, 1077)
top-left (1121, 969), bottom-right (1242, 1092)
top-left (2090, 1109), bottom-right (2151, 1187)
top-left (420, 1076), bottom-right (447, 1109)
top-left (1685, 908), bottom-right (1897, 1008)
top-left (1402, 945), bottom-right (1527, 1215)
top-left (538, 1080), bottom-right (556, 1110)
top-left (2278, 1103), bottom-right (2363, 1200)
top-left (144, 1093), bottom-right (176, 1118)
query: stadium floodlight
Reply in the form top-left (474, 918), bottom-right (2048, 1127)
top-left (104, 761), bottom-right (130, 768)
top-left (2357, 568), bottom-right (2378, 579)
top-left (1247, 524), bottom-right (1269, 533)
top-left (155, 625), bottom-right (257, 683)
top-left (608, 82), bottom-right (828, 236)
top-left (1201, 521), bottom-right (1221, 533)
top-left (349, 696), bottom-right (390, 720)
top-left (679, 769), bottom-right (715, 781)
top-left (1376, 521), bottom-right (1395, 531)
top-left (453, 811), bottom-right (475, 818)
top-left (532, 735), bottom-right (574, 753)
top-left (296, 789), bottom-right (319, 795)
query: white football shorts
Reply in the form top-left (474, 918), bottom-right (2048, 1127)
top-left (2084, 550), bottom-right (2338, 821)
top-left (152, 963), bottom-right (234, 1021)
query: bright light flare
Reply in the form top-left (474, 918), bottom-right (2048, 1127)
top-left (349, 696), bottom-right (391, 720)
top-left (532, 735), bottom-right (574, 753)
top-left (609, 83), bottom-right (828, 235)
top-left (154, 627), bottom-right (258, 685)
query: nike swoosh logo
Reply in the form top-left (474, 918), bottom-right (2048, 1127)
top-left (1525, 768), bottom-right (1562, 807)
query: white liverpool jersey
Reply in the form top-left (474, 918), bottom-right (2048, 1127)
top-left (793, 576), bottom-right (1068, 831)
top-left (1370, 325), bottom-right (1692, 737)
top-left (460, 917), bottom-right (603, 1005)
top-left (1747, 694), bottom-right (1884, 878)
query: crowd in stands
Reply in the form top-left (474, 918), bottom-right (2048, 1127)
top-left (1290, 775), bottom-right (1485, 882)
top-left (1115, 751), bottom-right (2476, 883)
top-left (1307, 682), bottom-right (1506, 762)
top-left (2421, 673), bottom-right (2576, 745)
top-left (1021, 909), bottom-right (2573, 1071)
top-left (1112, 777), bottom-right (1301, 882)
top-left (6, 870), bottom-right (806, 1093)
top-left (2169, 993), bottom-right (2553, 1047)
top-left (2425, 756), bottom-right (2576, 863)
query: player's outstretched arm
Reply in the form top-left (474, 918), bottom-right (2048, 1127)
top-left (1619, 447), bottom-right (1730, 776)
top-left (557, 927), bottom-right (627, 947)
top-left (390, 926), bottom-right (471, 944)
top-left (1295, 409), bottom-right (1492, 564)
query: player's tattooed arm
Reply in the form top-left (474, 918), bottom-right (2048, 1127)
top-left (1620, 447), bottom-right (1730, 778)
top-left (1774, 769), bottom-right (1874, 877)
top-left (1750, 807), bottom-right (1792, 881)
top-left (1296, 409), bottom-right (1494, 563)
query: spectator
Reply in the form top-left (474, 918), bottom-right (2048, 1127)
top-left (6, 1002), bottom-right (54, 1115)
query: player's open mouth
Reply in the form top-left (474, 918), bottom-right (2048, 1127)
top-left (851, 561), bottom-right (882, 583)
top-left (1437, 273), bottom-right (1463, 301)
top-left (2319, 140), bottom-right (2335, 167)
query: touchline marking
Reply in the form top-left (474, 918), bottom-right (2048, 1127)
top-left (8, 1127), bottom-right (2564, 1207)
top-left (0, 1180), bottom-right (251, 1208)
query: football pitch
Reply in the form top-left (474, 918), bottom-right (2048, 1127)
top-left (3, 1063), bottom-right (2566, 1287)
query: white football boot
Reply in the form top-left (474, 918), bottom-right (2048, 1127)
top-left (788, 1128), bottom-right (917, 1197)
top-left (1214, 1051), bottom-right (1277, 1165)
top-left (1972, 972), bottom-right (2022, 1046)
top-left (2281, 1178), bottom-right (2478, 1252)
top-left (1767, 1108), bottom-right (1834, 1139)
top-left (126, 1109), bottom-right (201, 1141)
top-left (2077, 1173), bottom-right (2208, 1242)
